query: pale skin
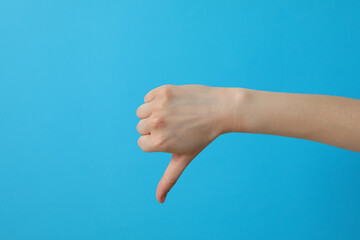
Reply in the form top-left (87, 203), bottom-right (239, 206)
top-left (136, 84), bottom-right (360, 203)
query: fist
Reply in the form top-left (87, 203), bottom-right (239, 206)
top-left (136, 84), bottom-right (233, 203)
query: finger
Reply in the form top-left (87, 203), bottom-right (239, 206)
top-left (156, 153), bottom-right (196, 203)
top-left (144, 87), bottom-right (162, 103)
top-left (136, 119), bottom-right (151, 135)
top-left (138, 135), bottom-right (157, 152)
top-left (136, 102), bottom-right (152, 119)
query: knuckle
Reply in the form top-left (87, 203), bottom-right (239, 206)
top-left (161, 84), bottom-right (172, 89)
top-left (152, 134), bottom-right (168, 150)
top-left (138, 137), bottom-right (150, 152)
top-left (136, 121), bottom-right (142, 133)
top-left (137, 137), bottom-right (143, 148)
top-left (136, 106), bottom-right (143, 118)
top-left (150, 116), bottom-right (165, 129)
top-left (160, 85), bottom-right (172, 99)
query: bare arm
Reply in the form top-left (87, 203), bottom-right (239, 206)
top-left (228, 88), bottom-right (360, 152)
top-left (136, 84), bottom-right (360, 203)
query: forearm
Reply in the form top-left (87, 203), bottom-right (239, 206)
top-left (223, 88), bottom-right (360, 152)
top-left (137, 84), bottom-right (359, 203)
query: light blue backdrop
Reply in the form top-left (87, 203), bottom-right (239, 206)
top-left (1, 1), bottom-right (359, 239)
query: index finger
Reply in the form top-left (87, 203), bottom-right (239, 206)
top-left (144, 87), bottom-right (161, 103)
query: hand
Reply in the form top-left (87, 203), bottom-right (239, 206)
top-left (137, 84), bottom-right (360, 204)
top-left (136, 84), bottom-right (235, 203)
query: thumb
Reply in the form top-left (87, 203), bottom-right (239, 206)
top-left (156, 153), bottom-right (197, 203)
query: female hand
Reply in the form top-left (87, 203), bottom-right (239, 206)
top-left (136, 84), bottom-right (235, 203)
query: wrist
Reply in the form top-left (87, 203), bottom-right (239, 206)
top-left (215, 87), bottom-right (254, 135)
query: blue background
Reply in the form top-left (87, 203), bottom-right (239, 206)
top-left (1, 1), bottom-right (360, 239)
